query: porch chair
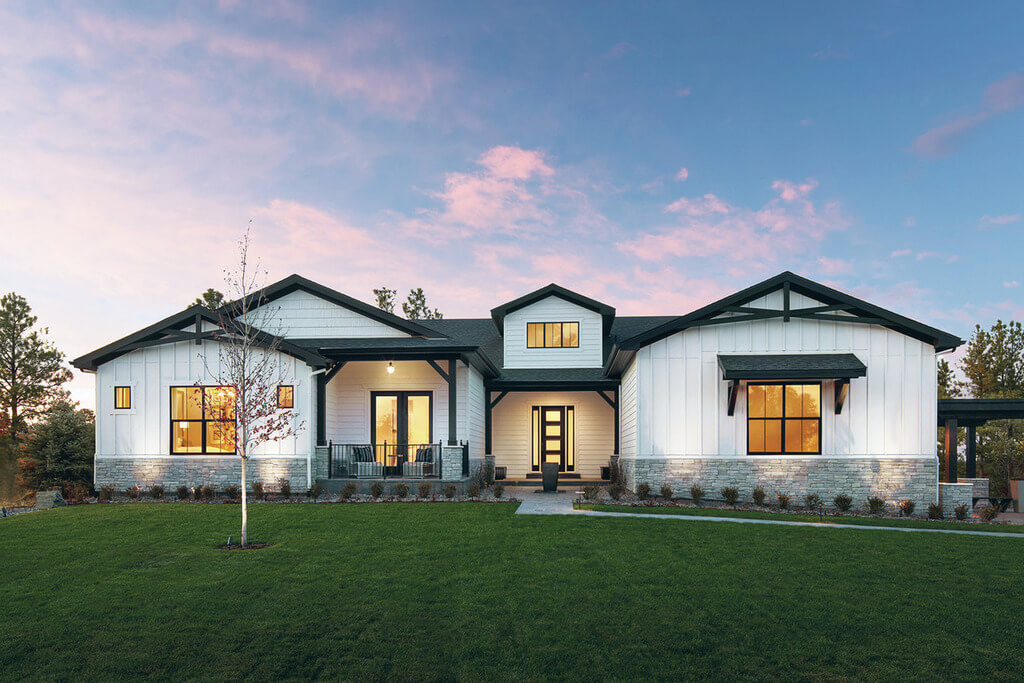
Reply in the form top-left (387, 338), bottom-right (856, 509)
top-left (351, 445), bottom-right (384, 478)
top-left (402, 444), bottom-right (437, 478)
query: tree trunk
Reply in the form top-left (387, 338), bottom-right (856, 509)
top-left (240, 457), bottom-right (248, 547)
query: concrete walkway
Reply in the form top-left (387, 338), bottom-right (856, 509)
top-left (510, 487), bottom-right (1024, 539)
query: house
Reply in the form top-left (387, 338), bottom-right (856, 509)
top-left (72, 271), bottom-right (963, 507)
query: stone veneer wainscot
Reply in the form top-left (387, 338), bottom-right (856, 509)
top-left (95, 457), bottom-right (308, 490)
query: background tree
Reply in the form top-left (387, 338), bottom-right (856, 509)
top-left (402, 287), bottom-right (443, 320)
top-left (0, 293), bottom-right (72, 446)
top-left (17, 400), bottom-right (93, 492)
top-left (937, 358), bottom-right (961, 399)
top-left (194, 288), bottom-right (226, 309)
top-left (373, 287), bottom-right (396, 314)
top-left (205, 230), bottom-right (302, 546)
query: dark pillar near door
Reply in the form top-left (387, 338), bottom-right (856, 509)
top-left (613, 386), bottom-right (620, 455)
top-left (448, 358), bottom-right (457, 445)
top-left (966, 424), bottom-right (977, 478)
top-left (944, 418), bottom-right (958, 483)
top-left (316, 374), bottom-right (327, 446)
top-left (484, 391), bottom-right (492, 454)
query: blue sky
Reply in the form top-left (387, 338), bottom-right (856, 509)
top-left (1, 1), bottom-right (1022, 406)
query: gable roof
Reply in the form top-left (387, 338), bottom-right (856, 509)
top-left (489, 283), bottom-right (616, 334)
top-left (219, 274), bottom-right (446, 339)
top-left (614, 271), bottom-right (963, 353)
top-left (71, 305), bottom-right (330, 372)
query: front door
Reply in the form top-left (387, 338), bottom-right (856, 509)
top-left (532, 405), bottom-right (575, 472)
top-left (371, 391), bottom-right (432, 474)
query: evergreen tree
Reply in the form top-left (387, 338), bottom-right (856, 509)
top-left (937, 358), bottom-right (961, 399)
top-left (373, 287), bottom-right (397, 314)
top-left (17, 400), bottom-right (94, 491)
top-left (402, 288), bottom-right (443, 320)
top-left (193, 288), bottom-right (226, 309)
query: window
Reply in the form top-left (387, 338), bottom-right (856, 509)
top-left (277, 385), bottom-right (294, 409)
top-left (170, 386), bottom-right (236, 455)
top-left (526, 322), bottom-right (579, 348)
top-left (747, 383), bottom-right (820, 454)
top-left (114, 386), bottom-right (131, 410)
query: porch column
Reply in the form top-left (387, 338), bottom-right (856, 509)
top-left (966, 424), bottom-right (977, 478)
top-left (613, 386), bottom-right (620, 455)
top-left (485, 390), bottom-right (492, 454)
top-left (944, 418), bottom-right (958, 483)
top-left (448, 358), bottom-right (457, 445)
top-left (316, 374), bottom-right (327, 446)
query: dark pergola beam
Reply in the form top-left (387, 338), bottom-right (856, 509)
top-left (966, 424), bottom-right (977, 478)
top-left (447, 358), bottom-right (457, 445)
top-left (324, 361), bottom-right (346, 383)
top-left (316, 373), bottom-right (327, 446)
top-left (596, 390), bottom-right (616, 410)
top-left (835, 379), bottom-right (850, 415)
top-left (426, 359), bottom-right (450, 383)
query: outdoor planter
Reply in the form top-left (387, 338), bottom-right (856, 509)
top-left (542, 462), bottom-right (559, 492)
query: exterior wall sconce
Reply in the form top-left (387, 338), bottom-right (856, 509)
top-left (386, 362), bottom-right (395, 375)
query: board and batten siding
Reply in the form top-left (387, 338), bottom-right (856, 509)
top-left (324, 360), bottom-right (483, 457)
top-left (94, 339), bottom-right (314, 459)
top-left (618, 357), bottom-right (639, 458)
top-left (633, 289), bottom-right (938, 459)
top-left (244, 289), bottom-right (410, 339)
top-left (490, 391), bottom-right (614, 479)
top-left (502, 297), bottom-right (603, 368)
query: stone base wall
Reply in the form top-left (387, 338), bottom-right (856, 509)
top-left (960, 477), bottom-right (989, 499)
top-left (623, 456), bottom-right (938, 508)
top-left (314, 446), bottom-right (330, 481)
top-left (95, 457), bottom-right (309, 491)
top-left (938, 482), bottom-right (974, 517)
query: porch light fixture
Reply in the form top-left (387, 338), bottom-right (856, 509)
top-left (386, 362), bottom-right (395, 375)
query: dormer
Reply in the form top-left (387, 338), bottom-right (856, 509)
top-left (490, 284), bottom-right (615, 369)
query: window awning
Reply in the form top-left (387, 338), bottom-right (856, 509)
top-left (717, 353), bottom-right (867, 381)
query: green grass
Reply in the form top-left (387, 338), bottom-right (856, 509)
top-left (3, 503), bottom-right (1024, 680)
top-left (580, 503), bottom-right (1024, 533)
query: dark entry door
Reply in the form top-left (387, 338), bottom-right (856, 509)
top-left (371, 391), bottom-right (432, 474)
top-left (532, 405), bottom-right (575, 473)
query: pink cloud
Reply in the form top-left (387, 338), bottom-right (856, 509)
top-left (890, 249), bottom-right (912, 257)
top-left (664, 193), bottom-right (731, 216)
top-left (675, 167), bottom-right (689, 181)
top-left (1005, 281), bottom-right (1020, 288)
top-left (676, 87), bottom-right (691, 97)
top-left (477, 146), bottom-right (554, 180)
top-left (816, 257), bottom-right (851, 275)
top-left (771, 178), bottom-right (818, 202)
top-left (904, 216), bottom-right (917, 227)
top-left (981, 213), bottom-right (1021, 226)
top-left (912, 73), bottom-right (1024, 158)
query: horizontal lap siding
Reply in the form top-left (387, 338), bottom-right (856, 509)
top-left (244, 289), bottom-right (410, 339)
top-left (636, 289), bottom-right (938, 459)
top-left (503, 297), bottom-right (604, 368)
top-left (491, 391), bottom-right (614, 479)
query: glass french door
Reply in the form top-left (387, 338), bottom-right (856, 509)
top-left (531, 405), bottom-right (575, 472)
top-left (371, 392), bottom-right (432, 473)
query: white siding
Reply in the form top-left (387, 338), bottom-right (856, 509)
top-left (619, 356), bottom-right (638, 458)
top-left (490, 391), bottom-right (614, 479)
top-left (634, 288), bottom-right (938, 459)
top-left (466, 365), bottom-right (486, 459)
top-left (244, 289), bottom-right (410, 339)
top-left (94, 339), bottom-right (314, 458)
top-left (502, 297), bottom-right (603, 368)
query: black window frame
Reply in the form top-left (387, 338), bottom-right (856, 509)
top-left (526, 321), bottom-right (580, 348)
top-left (169, 386), bottom-right (237, 455)
top-left (114, 386), bottom-right (131, 410)
top-left (746, 381), bottom-right (822, 456)
top-left (277, 385), bottom-right (294, 409)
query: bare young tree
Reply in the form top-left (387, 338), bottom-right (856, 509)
top-left (202, 229), bottom-right (302, 546)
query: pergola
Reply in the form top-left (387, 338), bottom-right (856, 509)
top-left (937, 398), bottom-right (1024, 482)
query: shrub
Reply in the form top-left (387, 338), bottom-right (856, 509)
top-left (867, 496), bottom-right (886, 515)
top-left (224, 485), bottom-right (240, 501)
top-left (466, 483), bottom-right (481, 498)
top-left (609, 459), bottom-right (625, 485)
top-left (342, 482), bottom-right (357, 500)
top-left (370, 481), bottom-right (384, 499)
top-left (805, 493), bottom-right (823, 511)
top-left (493, 484), bottom-right (504, 499)
top-left (199, 485), bottom-right (214, 502)
top-left (98, 484), bottom-right (116, 503)
top-left (251, 480), bottom-right (265, 501)
top-left (175, 486), bottom-right (190, 501)
top-left (149, 485), bottom-right (165, 500)
top-left (752, 486), bottom-right (767, 506)
top-left (661, 484), bottom-right (673, 500)
top-left (418, 482), bottom-right (432, 499)
top-left (690, 484), bottom-right (705, 506)
top-left (278, 479), bottom-right (292, 499)
top-left (897, 499), bottom-right (916, 517)
top-left (637, 483), bottom-right (651, 501)
top-left (833, 493), bottom-right (853, 512)
top-left (394, 483), bottom-right (409, 499)
top-left (583, 485), bottom-right (600, 501)
top-left (979, 504), bottom-right (1000, 522)
top-left (308, 482), bottom-right (324, 501)
top-left (61, 482), bottom-right (89, 504)
top-left (776, 493), bottom-right (791, 510)
top-left (927, 503), bottom-right (944, 520)
top-left (125, 485), bottom-right (141, 501)
top-left (444, 484), bottom-right (457, 499)
top-left (954, 503), bottom-right (969, 521)
top-left (721, 487), bottom-right (739, 506)
top-left (608, 484), bottom-right (623, 501)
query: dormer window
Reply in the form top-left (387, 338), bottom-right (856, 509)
top-left (527, 322), bottom-right (579, 348)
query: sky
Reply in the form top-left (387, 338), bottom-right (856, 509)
top-left (1, 0), bottom-right (1023, 409)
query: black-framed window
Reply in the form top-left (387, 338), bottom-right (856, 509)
top-left (527, 322), bottom-right (579, 348)
top-left (114, 386), bottom-right (131, 410)
top-left (170, 386), bottom-right (236, 455)
top-left (747, 382), bottom-right (821, 455)
top-left (277, 385), bottom-right (294, 409)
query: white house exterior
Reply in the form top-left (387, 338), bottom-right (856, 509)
top-left (73, 272), bottom-right (962, 507)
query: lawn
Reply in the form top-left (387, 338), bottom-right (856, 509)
top-left (3, 503), bottom-right (1024, 681)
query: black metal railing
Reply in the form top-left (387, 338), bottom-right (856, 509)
top-left (328, 441), bottom-right (443, 479)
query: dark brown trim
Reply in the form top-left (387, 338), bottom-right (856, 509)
top-left (114, 386), bottom-right (131, 410)
top-left (727, 381), bottom-right (739, 416)
top-left (834, 379), bottom-right (850, 415)
top-left (370, 391), bottom-right (434, 448)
